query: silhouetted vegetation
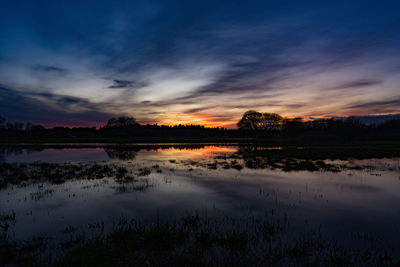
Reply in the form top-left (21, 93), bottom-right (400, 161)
top-left (106, 116), bottom-right (138, 128)
top-left (0, 113), bottom-right (399, 144)
top-left (238, 110), bottom-right (283, 131)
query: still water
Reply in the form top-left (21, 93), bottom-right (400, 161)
top-left (1, 144), bottom-right (400, 255)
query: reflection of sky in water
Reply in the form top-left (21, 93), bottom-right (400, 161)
top-left (0, 146), bottom-right (400, 256)
top-left (3, 148), bottom-right (109, 162)
top-left (140, 146), bottom-right (237, 161)
top-left (1, 145), bottom-right (237, 162)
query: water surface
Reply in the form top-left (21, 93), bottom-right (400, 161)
top-left (1, 144), bottom-right (400, 256)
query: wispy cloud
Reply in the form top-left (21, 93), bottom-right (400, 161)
top-left (108, 79), bottom-right (147, 89)
top-left (346, 98), bottom-right (400, 110)
top-left (0, 85), bottom-right (117, 127)
top-left (332, 79), bottom-right (382, 89)
top-left (32, 65), bottom-right (66, 73)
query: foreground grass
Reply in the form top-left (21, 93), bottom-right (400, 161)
top-left (1, 214), bottom-right (398, 267)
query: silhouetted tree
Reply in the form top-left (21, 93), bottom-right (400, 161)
top-left (25, 122), bottom-right (33, 131)
top-left (238, 110), bottom-right (283, 131)
top-left (311, 119), bottom-right (330, 129)
top-left (380, 119), bottom-right (400, 129)
top-left (106, 116), bottom-right (137, 127)
top-left (284, 117), bottom-right (305, 132)
top-left (260, 113), bottom-right (283, 130)
top-left (31, 125), bottom-right (45, 131)
top-left (238, 110), bottom-right (263, 130)
top-left (285, 117), bottom-right (304, 125)
top-left (344, 117), bottom-right (364, 128)
top-left (0, 116), bottom-right (5, 129)
top-left (13, 122), bottom-right (24, 131)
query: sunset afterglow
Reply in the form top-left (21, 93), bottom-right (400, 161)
top-left (1, 1), bottom-right (399, 127)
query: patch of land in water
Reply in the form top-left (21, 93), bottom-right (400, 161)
top-left (0, 162), bottom-right (154, 190)
top-left (1, 142), bottom-right (399, 174)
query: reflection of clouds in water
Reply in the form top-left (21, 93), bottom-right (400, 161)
top-left (0, 147), bottom-right (44, 161)
top-left (332, 183), bottom-right (382, 193)
top-left (182, 168), bottom-right (398, 238)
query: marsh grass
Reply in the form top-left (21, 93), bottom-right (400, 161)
top-left (0, 235), bottom-right (48, 267)
top-left (1, 213), bottom-right (393, 266)
top-left (68, 222), bottom-right (394, 266)
top-left (207, 144), bottom-right (400, 172)
top-left (0, 212), bottom-right (16, 232)
top-left (0, 212), bottom-right (16, 222)
top-left (137, 167), bottom-right (151, 176)
top-left (0, 162), bottom-right (153, 190)
top-left (185, 157), bottom-right (345, 173)
top-left (30, 189), bottom-right (55, 201)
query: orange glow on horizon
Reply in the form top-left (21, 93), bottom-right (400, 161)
top-left (158, 114), bottom-right (238, 128)
top-left (36, 111), bottom-right (399, 129)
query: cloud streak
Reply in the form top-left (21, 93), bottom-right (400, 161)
top-left (0, 85), bottom-right (117, 127)
top-left (332, 79), bottom-right (382, 89)
top-left (346, 98), bottom-right (400, 114)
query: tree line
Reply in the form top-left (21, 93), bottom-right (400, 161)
top-left (236, 110), bottom-right (389, 131)
top-left (0, 111), bottom-right (399, 143)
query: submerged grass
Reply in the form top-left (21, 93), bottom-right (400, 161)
top-left (0, 235), bottom-right (48, 267)
top-left (206, 144), bottom-right (400, 172)
top-left (0, 162), bottom-right (153, 190)
top-left (1, 213), bottom-right (398, 267)
top-left (186, 157), bottom-right (344, 173)
top-left (55, 217), bottom-right (400, 267)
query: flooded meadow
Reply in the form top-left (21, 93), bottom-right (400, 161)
top-left (1, 144), bottom-right (400, 266)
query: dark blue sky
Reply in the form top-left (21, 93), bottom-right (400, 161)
top-left (1, 0), bottom-right (399, 127)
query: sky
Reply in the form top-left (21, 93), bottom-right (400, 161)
top-left (0, 0), bottom-right (399, 128)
